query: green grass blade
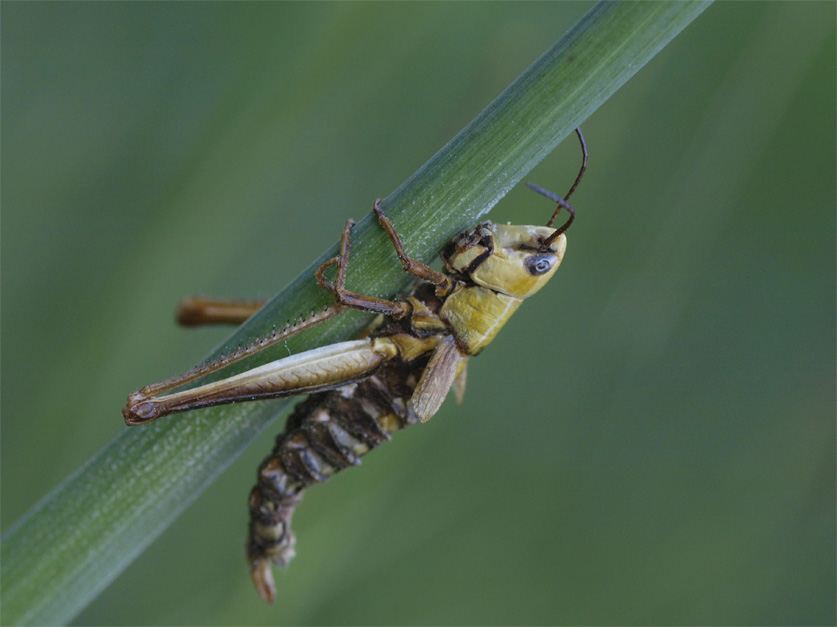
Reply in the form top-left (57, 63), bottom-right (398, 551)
top-left (0, 2), bottom-right (711, 624)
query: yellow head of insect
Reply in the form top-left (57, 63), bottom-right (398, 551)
top-left (443, 222), bottom-right (567, 299)
top-left (445, 128), bottom-right (586, 300)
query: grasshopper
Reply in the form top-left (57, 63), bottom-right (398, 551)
top-left (123, 129), bottom-right (587, 603)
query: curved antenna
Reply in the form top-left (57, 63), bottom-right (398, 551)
top-left (525, 127), bottom-right (587, 249)
top-left (525, 183), bottom-right (576, 248)
top-left (562, 128), bottom-right (588, 204)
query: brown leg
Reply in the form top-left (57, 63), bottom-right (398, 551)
top-left (372, 199), bottom-right (452, 296)
top-left (176, 296), bottom-right (267, 327)
top-left (316, 218), bottom-right (412, 319)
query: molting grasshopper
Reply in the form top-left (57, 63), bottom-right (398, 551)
top-left (123, 129), bottom-right (587, 603)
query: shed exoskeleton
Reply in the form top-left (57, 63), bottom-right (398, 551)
top-left (123, 128), bottom-right (587, 603)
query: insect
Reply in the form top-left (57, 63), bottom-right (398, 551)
top-left (123, 129), bottom-right (587, 603)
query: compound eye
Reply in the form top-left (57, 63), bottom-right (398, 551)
top-left (525, 254), bottom-right (555, 276)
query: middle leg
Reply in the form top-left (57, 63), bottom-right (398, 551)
top-left (372, 199), bottom-right (452, 296)
top-left (315, 217), bottom-right (412, 319)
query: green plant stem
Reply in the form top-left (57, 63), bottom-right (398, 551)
top-left (0, 2), bottom-right (711, 624)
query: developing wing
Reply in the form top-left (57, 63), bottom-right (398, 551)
top-left (411, 334), bottom-right (465, 422)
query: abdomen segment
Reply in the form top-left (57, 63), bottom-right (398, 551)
top-left (246, 355), bottom-right (426, 603)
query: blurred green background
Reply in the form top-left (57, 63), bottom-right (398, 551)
top-left (2, 2), bottom-right (834, 625)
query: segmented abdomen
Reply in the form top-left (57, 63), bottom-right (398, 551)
top-left (246, 355), bottom-right (426, 600)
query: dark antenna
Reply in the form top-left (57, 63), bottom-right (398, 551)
top-left (526, 184), bottom-right (576, 247)
top-left (560, 127), bottom-right (587, 208)
top-left (526, 127), bottom-right (587, 249)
